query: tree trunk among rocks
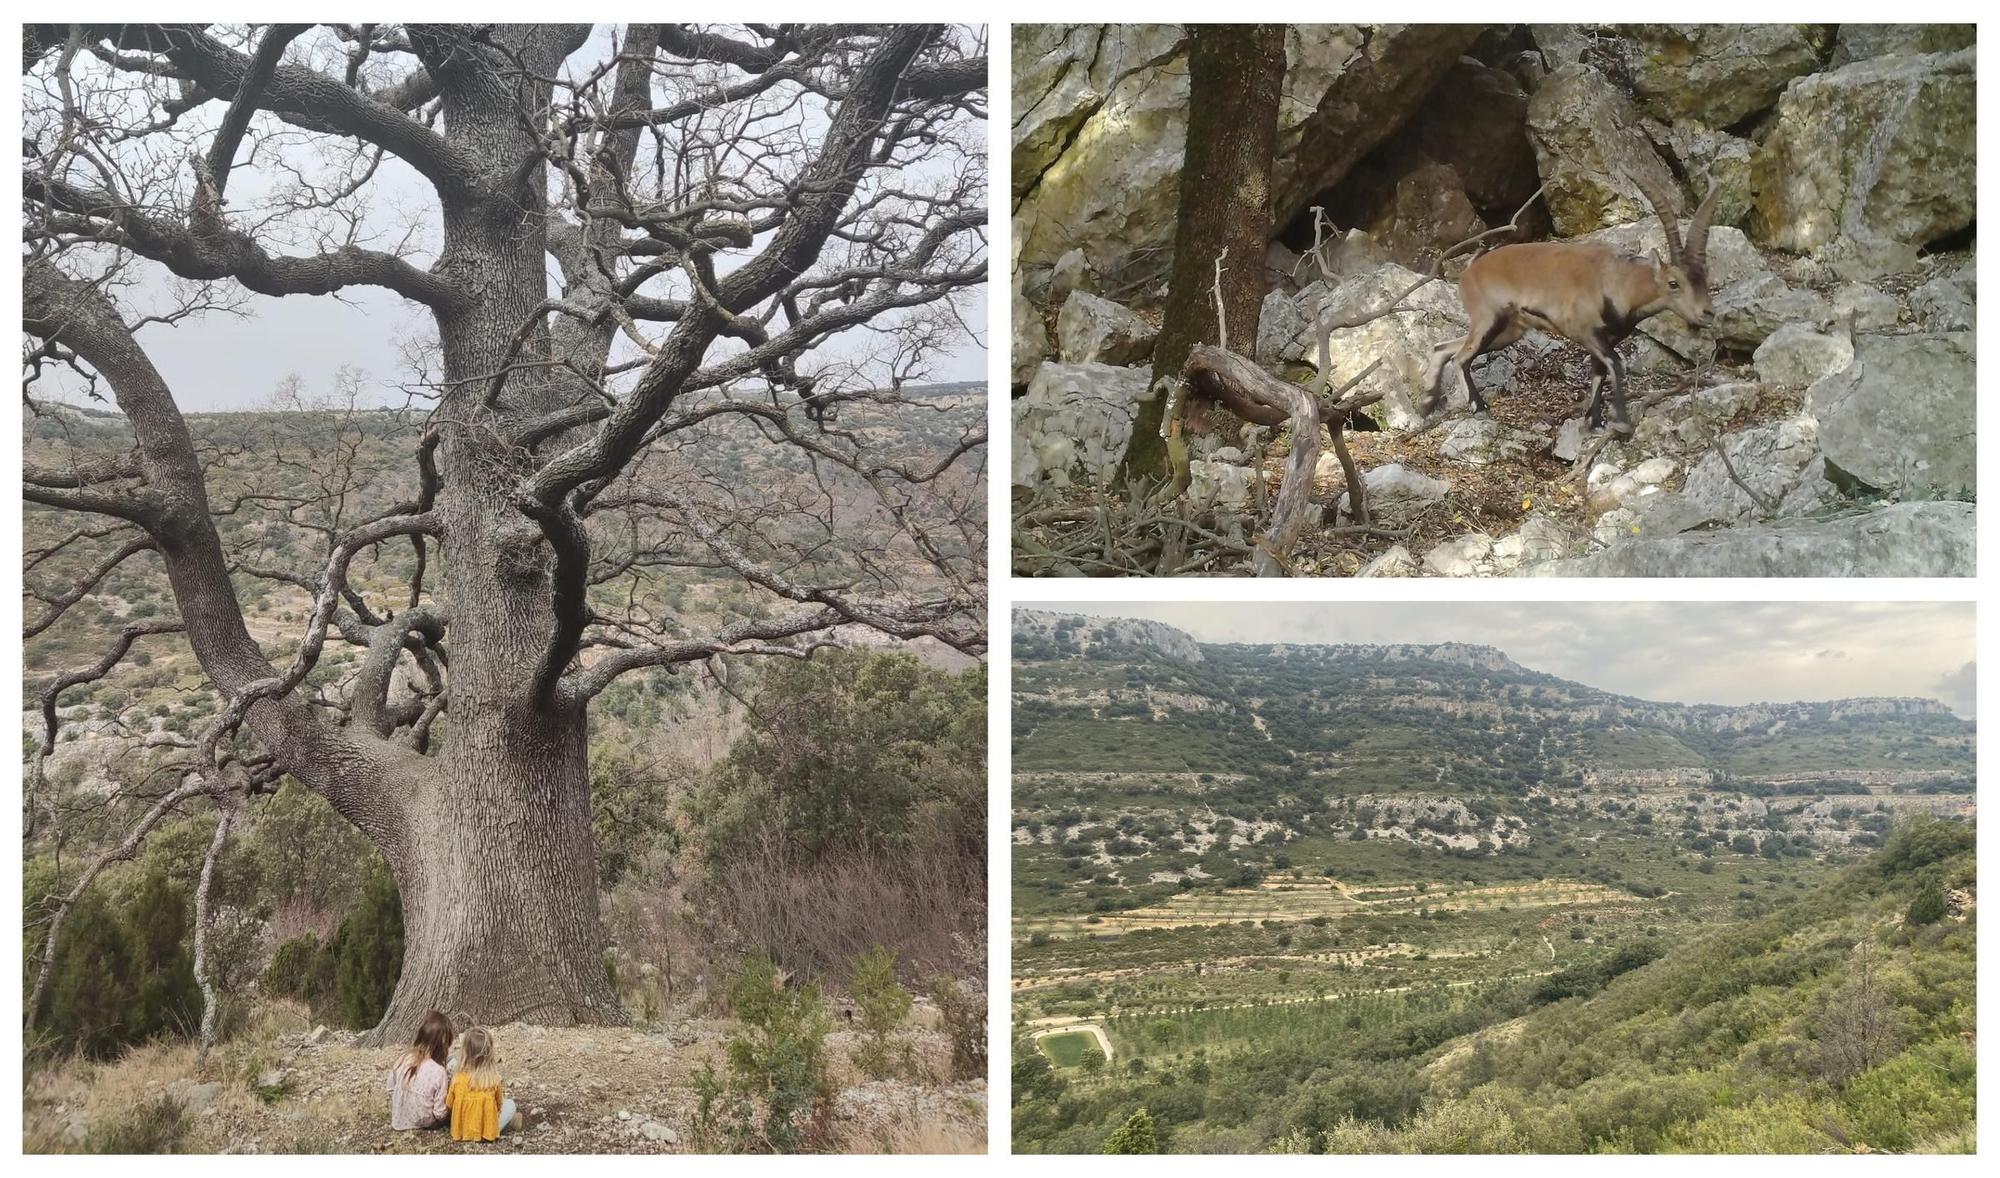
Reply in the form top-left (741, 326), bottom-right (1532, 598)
top-left (1121, 24), bottom-right (1286, 484)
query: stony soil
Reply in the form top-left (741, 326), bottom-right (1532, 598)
top-left (24, 1003), bottom-right (985, 1155)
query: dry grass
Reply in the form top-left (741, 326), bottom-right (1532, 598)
top-left (695, 835), bottom-right (985, 988)
top-left (23, 999), bottom-right (987, 1155)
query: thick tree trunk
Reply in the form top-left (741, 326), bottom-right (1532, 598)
top-left (370, 709), bottom-right (622, 1042)
top-left (366, 27), bottom-right (624, 1043)
top-left (1119, 24), bottom-right (1286, 484)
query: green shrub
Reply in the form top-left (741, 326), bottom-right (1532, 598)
top-left (1841, 1040), bottom-right (1975, 1151)
top-left (36, 890), bottom-right (137, 1059)
top-left (849, 946), bottom-right (914, 1079)
top-left (1905, 876), bottom-right (1947, 926)
top-left (329, 863), bottom-right (403, 1029)
top-left (722, 955), bottom-right (833, 1153)
top-left (926, 972), bottom-right (987, 1082)
top-left (1104, 1107), bottom-right (1159, 1154)
top-left (262, 932), bottom-right (320, 999)
top-left (124, 866), bottom-right (202, 1042)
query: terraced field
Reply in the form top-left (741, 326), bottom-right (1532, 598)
top-left (1016, 875), bottom-right (1635, 936)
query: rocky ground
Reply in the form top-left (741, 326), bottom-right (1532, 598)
top-left (1011, 24), bottom-right (1975, 577)
top-left (23, 1002), bottom-right (985, 1155)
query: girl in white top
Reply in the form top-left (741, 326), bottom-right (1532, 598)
top-left (385, 1009), bottom-right (456, 1130)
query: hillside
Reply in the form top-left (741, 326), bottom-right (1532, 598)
top-left (1010, 610), bottom-right (1975, 1153)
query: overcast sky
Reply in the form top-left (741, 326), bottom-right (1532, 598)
top-left (39, 26), bottom-right (986, 413)
top-left (1026, 602), bottom-right (1976, 717)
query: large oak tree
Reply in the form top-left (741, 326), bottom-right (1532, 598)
top-left (22, 24), bottom-right (986, 1041)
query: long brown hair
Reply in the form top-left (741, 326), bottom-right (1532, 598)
top-left (398, 1010), bottom-right (455, 1080)
top-left (459, 1027), bottom-right (502, 1090)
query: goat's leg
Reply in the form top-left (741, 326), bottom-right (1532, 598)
top-left (1420, 338), bottom-right (1464, 415)
top-left (1604, 345), bottom-right (1633, 435)
top-left (1578, 356), bottom-right (1608, 427)
top-left (1584, 334), bottom-right (1633, 434)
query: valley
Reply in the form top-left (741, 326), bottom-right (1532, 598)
top-left (1010, 610), bottom-right (1976, 1154)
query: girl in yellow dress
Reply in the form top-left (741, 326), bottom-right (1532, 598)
top-left (447, 1027), bottom-right (522, 1141)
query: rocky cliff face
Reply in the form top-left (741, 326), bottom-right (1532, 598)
top-left (1013, 24), bottom-right (1976, 579)
top-left (1014, 608), bottom-right (1205, 663)
top-left (1015, 612), bottom-right (1964, 740)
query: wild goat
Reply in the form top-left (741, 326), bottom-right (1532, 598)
top-left (1421, 175), bottom-right (1719, 435)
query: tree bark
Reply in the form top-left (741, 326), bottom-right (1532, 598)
top-left (1119, 24), bottom-right (1286, 484)
top-left (363, 25), bottom-right (626, 1043)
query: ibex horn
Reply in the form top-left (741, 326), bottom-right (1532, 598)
top-left (1685, 180), bottom-right (1720, 271)
top-left (1626, 169), bottom-right (1685, 263)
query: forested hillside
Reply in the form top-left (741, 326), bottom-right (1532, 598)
top-left (1011, 610), bottom-right (1975, 1153)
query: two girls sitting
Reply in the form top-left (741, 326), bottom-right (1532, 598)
top-left (384, 1011), bottom-right (523, 1142)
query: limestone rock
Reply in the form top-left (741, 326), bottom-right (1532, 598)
top-left (1012, 363), bottom-right (1155, 488)
top-left (1439, 417), bottom-right (1545, 466)
top-left (1830, 24), bottom-right (1975, 68)
top-left (1056, 291), bottom-right (1157, 366)
top-left (1710, 273), bottom-right (1832, 350)
top-left (1810, 332), bottom-right (1975, 499)
top-left (1527, 65), bottom-right (1681, 236)
top-left (1356, 544), bottom-right (1418, 578)
top-left (1186, 458), bottom-right (1257, 513)
top-left (1650, 119), bottom-right (1756, 228)
top-left (1016, 25), bottom-right (1383, 284)
top-left (1314, 263), bottom-right (1468, 430)
top-left (1046, 248), bottom-right (1089, 304)
top-left (1422, 533), bottom-right (1493, 577)
top-left (1639, 417), bottom-right (1826, 534)
top-left (1011, 281), bottom-right (1047, 389)
top-left (1909, 263), bottom-right (1975, 332)
top-left (1831, 283), bottom-right (1905, 333)
top-left (1751, 48), bottom-right (1976, 253)
top-left (1332, 462), bottom-right (1449, 519)
top-left (1753, 323), bottom-right (1853, 388)
top-left (1274, 25), bottom-right (1487, 226)
top-left (1631, 382), bottom-right (1761, 453)
top-left (1610, 24), bottom-right (1831, 126)
top-left (1522, 501), bottom-right (1974, 577)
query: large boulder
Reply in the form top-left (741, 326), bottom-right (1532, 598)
top-left (1830, 24), bottom-right (1975, 68)
top-left (1055, 291), bottom-right (1157, 366)
top-left (1330, 461), bottom-right (1449, 519)
top-left (1605, 25), bottom-right (1832, 126)
top-left (1753, 323), bottom-right (1854, 388)
top-left (1274, 25), bottom-right (1488, 227)
top-left (1630, 381), bottom-right (1762, 453)
top-left (1011, 278), bottom-right (1047, 389)
top-left (1909, 261), bottom-right (1975, 332)
top-left (1011, 363), bottom-right (1154, 489)
top-left (1313, 262), bottom-right (1468, 430)
top-left (1522, 501), bottom-right (1975, 576)
top-left (1011, 24), bottom-right (1186, 202)
top-left (1527, 64), bottom-right (1682, 236)
top-left (1635, 417), bottom-right (1830, 534)
top-left (1015, 26), bottom-right (1381, 285)
top-left (1809, 332), bottom-right (1975, 499)
top-left (1750, 48), bottom-right (1976, 254)
top-left (1710, 272), bottom-right (1833, 350)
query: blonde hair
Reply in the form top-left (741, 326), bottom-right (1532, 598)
top-left (459, 1026), bottom-right (502, 1090)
